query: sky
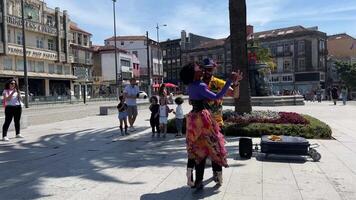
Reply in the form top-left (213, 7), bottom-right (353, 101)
top-left (45, 0), bottom-right (356, 45)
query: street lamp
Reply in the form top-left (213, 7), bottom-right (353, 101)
top-left (112, 0), bottom-right (119, 96)
top-left (155, 23), bottom-right (167, 84)
top-left (21, 0), bottom-right (29, 108)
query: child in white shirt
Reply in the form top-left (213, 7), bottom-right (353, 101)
top-left (159, 97), bottom-right (173, 138)
top-left (173, 97), bottom-right (184, 137)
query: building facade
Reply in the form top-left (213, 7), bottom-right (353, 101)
top-left (92, 45), bottom-right (139, 96)
top-left (251, 26), bottom-right (328, 95)
top-left (161, 30), bottom-right (214, 85)
top-left (105, 36), bottom-right (162, 91)
top-left (0, 0), bottom-right (76, 97)
top-left (69, 22), bottom-right (93, 99)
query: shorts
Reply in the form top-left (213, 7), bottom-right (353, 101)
top-left (118, 111), bottom-right (128, 120)
top-left (159, 116), bottom-right (168, 124)
top-left (127, 106), bottom-right (138, 118)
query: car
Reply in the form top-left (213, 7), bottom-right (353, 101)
top-left (137, 91), bottom-right (148, 99)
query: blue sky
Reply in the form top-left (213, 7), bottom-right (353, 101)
top-left (45, 0), bottom-right (356, 45)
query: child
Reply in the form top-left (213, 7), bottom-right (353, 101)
top-left (159, 97), bottom-right (173, 138)
top-left (149, 96), bottom-right (160, 137)
top-left (117, 95), bottom-right (128, 136)
top-left (173, 97), bottom-right (184, 137)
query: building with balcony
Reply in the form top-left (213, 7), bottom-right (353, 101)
top-left (104, 35), bottom-right (162, 91)
top-left (91, 45), bottom-right (139, 97)
top-left (0, 0), bottom-right (76, 97)
top-left (251, 26), bottom-right (327, 95)
top-left (69, 22), bottom-right (93, 99)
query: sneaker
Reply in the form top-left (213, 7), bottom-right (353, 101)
top-left (125, 132), bottom-right (130, 135)
top-left (163, 134), bottom-right (166, 138)
top-left (2, 137), bottom-right (9, 141)
top-left (16, 134), bottom-right (24, 138)
top-left (186, 168), bottom-right (195, 187)
top-left (152, 133), bottom-right (155, 137)
top-left (121, 132), bottom-right (125, 136)
top-left (216, 172), bottom-right (223, 185)
top-left (130, 127), bottom-right (136, 132)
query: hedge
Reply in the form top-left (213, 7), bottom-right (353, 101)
top-left (167, 114), bottom-right (332, 139)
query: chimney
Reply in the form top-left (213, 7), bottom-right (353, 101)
top-left (181, 30), bottom-right (187, 50)
top-left (247, 25), bottom-right (254, 36)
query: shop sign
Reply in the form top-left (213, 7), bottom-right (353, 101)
top-left (7, 15), bottom-right (57, 36)
top-left (8, 45), bottom-right (58, 61)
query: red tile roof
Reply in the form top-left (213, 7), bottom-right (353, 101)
top-left (193, 38), bottom-right (226, 49)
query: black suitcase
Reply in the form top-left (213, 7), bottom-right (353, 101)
top-left (261, 135), bottom-right (310, 155)
top-left (239, 138), bottom-right (253, 159)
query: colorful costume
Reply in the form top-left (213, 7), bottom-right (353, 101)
top-left (186, 80), bottom-right (231, 167)
top-left (206, 76), bottom-right (227, 127)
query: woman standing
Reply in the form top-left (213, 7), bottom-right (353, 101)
top-left (180, 62), bottom-right (239, 189)
top-left (2, 79), bottom-right (23, 141)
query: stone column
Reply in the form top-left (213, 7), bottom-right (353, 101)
top-left (45, 79), bottom-right (50, 96)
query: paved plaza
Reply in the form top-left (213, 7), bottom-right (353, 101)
top-left (1, 101), bottom-right (356, 200)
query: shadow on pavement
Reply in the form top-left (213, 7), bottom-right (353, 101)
top-left (0, 125), bottom-right (192, 199)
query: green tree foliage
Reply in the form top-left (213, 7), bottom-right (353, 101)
top-left (335, 62), bottom-right (356, 88)
top-left (256, 48), bottom-right (276, 71)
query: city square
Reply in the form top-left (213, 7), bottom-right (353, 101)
top-left (1, 102), bottom-right (356, 200)
top-left (1, 0), bottom-right (356, 200)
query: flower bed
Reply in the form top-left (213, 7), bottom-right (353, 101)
top-left (167, 110), bottom-right (332, 139)
top-left (223, 110), bottom-right (309, 125)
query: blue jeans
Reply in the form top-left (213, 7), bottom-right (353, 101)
top-left (176, 118), bottom-right (184, 133)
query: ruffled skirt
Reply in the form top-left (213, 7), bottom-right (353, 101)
top-left (186, 109), bottom-right (228, 167)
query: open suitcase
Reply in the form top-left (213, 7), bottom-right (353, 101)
top-left (260, 135), bottom-right (321, 161)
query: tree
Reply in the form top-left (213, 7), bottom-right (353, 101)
top-left (229, 0), bottom-right (251, 114)
top-left (335, 62), bottom-right (356, 89)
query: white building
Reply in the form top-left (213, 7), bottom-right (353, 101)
top-left (92, 45), bottom-right (139, 95)
top-left (0, 0), bottom-right (76, 97)
top-left (104, 36), bottom-right (163, 89)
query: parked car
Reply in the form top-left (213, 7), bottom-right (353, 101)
top-left (137, 91), bottom-right (148, 99)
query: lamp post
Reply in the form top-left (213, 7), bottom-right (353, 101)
top-left (155, 23), bottom-right (166, 84)
top-left (21, 0), bottom-right (29, 108)
top-left (112, 0), bottom-right (119, 96)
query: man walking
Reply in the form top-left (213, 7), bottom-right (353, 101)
top-left (124, 78), bottom-right (139, 132)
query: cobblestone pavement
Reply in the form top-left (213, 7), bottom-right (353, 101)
top-left (1, 101), bottom-right (356, 200)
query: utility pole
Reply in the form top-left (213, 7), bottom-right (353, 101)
top-left (21, 0), bottom-right (29, 108)
top-left (112, 0), bottom-right (119, 96)
top-left (146, 31), bottom-right (151, 97)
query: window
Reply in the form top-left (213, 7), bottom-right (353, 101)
top-left (3, 57), bottom-right (13, 70)
top-left (162, 50), bottom-right (166, 57)
top-left (36, 61), bottom-right (44, 72)
top-left (16, 32), bottom-right (23, 45)
top-left (271, 76), bottom-right (279, 83)
top-left (36, 37), bottom-right (44, 48)
top-left (48, 64), bottom-right (55, 74)
top-left (270, 45), bottom-right (277, 56)
top-left (283, 60), bottom-right (292, 72)
top-left (120, 41), bottom-right (124, 45)
top-left (298, 58), bottom-right (305, 71)
top-left (83, 35), bottom-right (88, 46)
top-left (7, 30), bottom-right (11, 43)
top-left (120, 59), bottom-right (130, 67)
top-left (319, 56), bottom-right (325, 69)
top-left (48, 39), bottom-right (55, 50)
top-left (189, 56), bottom-right (195, 62)
top-left (7, 1), bottom-right (13, 15)
top-left (64, 66), bottom-right (71, 75)
top-left (277, 46), bottom-right (283, 53)
top-left (46, 15), bottom-right (54, 26)
top-left (16, 59), bottom-right (24, 71)
top-left (77, 33), bottom-right (82, 45)
top-left (132, 51), bottom-right (138, 57)
top-left (282, 75), bottom-right (293, 82)
top-left (217, 55), bottom-right (223, 62)
top-left (319, 40), bottom-right (325, 51)
top-left (28, 60), bottom-right (35, 72)
top-left (298, 41), bottom-right (305, 55)
top-left (85, 52), bottom-right (91, 64)
top-left (56, 65), bottom-right (63, 74)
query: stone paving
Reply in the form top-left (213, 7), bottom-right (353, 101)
top-left (0, 101), bottom-right (356, 200)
